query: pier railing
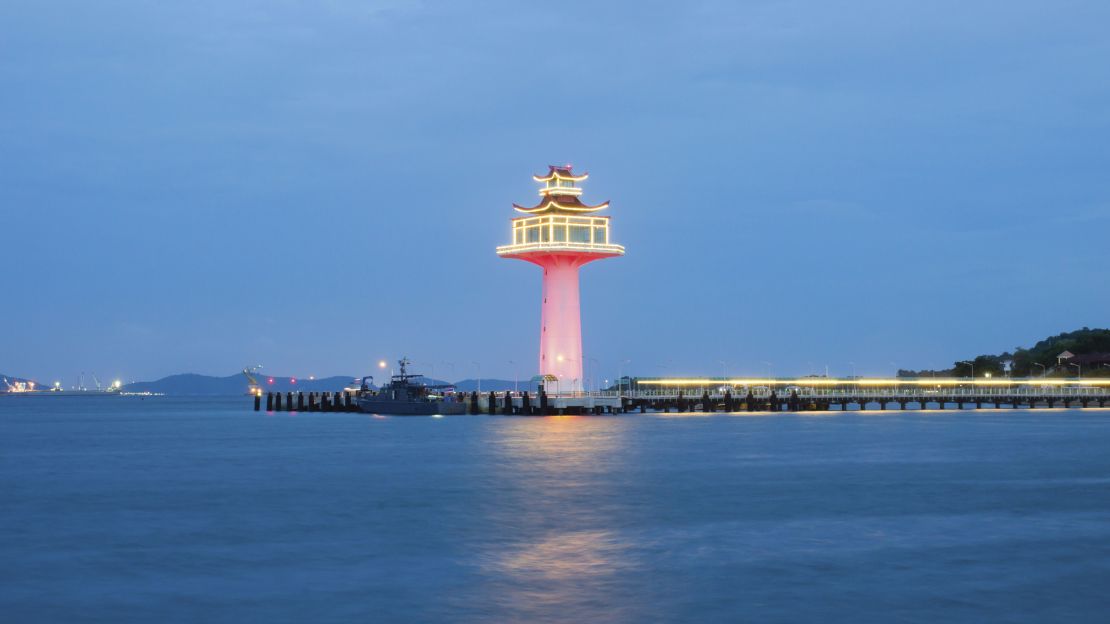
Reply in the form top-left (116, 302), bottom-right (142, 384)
top-left (626, 386), bottom-right (1108, 399)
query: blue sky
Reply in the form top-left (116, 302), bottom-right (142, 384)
top-left (2, 0), bottom-right (1107, 385)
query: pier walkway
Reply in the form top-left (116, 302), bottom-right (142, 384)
top-left (620, 378), bottom-right (1110, 412)
top-left (254, 378), bottom-right (1110, 414)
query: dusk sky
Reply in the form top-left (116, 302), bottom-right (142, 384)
top-left (2, 1), bottom-right (1108, 385)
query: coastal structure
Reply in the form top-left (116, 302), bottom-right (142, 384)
top-left (497, 165), bottom-right (624, 392)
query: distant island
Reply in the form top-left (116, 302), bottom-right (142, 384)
top-left (116, 373), bottom-right (523, 396)
top-left (898, 327), bottom-right (1110, 378)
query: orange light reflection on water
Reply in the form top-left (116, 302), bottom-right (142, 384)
top-left (475, 416), bottom-right (639, 619)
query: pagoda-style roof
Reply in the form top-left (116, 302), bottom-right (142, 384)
top-left (533, 165), bottom-right (589, 183)
top-left (515, 164), bottom-right (608, 214)
top-left (513, 195), bottom-right (610, 214)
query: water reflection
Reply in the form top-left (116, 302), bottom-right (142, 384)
top-left (469, 417), bottom-right (641, 621)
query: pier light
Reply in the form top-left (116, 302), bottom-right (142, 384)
top-left (636, 377), bottom-right (1110, 387)
top-left (379, 360), bottom-right (387, 369)
top-left (498, 165), bottom-right (623, 393)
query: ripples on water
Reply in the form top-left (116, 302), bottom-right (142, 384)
top-left (2, 397), bottom-right (1110, 622)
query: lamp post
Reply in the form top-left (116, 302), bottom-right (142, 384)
top-left (848, 361), bottom-right (856, 379)
top-left (508, 360), bottom-right (518, 393)
top-left (588, 357), bottom-right (599, 394)
top-left (718, 360), bottom-right (729, 383)
top-left (471, 361), bottom-right (481, 394)
top-left (441, 361), bottom-right (456, 385)
top-left (1032, 362), bottom-right (1046, 379)
top-left (619, 359), bottom-right (631, 397)
top-left (959, 361), bottom-right (975, 380)
top-left (763, 361), bottom-right (773, 381)
top-left (1069, 363), bottom-right (1081, 379)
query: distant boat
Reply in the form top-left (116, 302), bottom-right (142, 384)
top-left (355, 358), bottom-right (468, 416)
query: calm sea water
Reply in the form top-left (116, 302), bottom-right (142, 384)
top-left (2, 396), bottom-right (1109, 623)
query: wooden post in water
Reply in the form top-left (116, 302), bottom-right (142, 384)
top-left (266, 392), bottom-right (273, 411)
top-left (254, 393), bottom-right (261, 411)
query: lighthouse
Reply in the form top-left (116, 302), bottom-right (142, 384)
top-left (497, 165), bottom-right (624, 392)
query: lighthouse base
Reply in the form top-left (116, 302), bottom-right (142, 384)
top-left (501, 249), bottom-right (618, 393)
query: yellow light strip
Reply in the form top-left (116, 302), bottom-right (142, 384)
top-left (636, 377), bottom-right (1110, 387)
top-left (514, 200), bottom-right (609, 214)
top-left (496, 242), bottom-right (625, 255)
top-left (539, 187), bottom-right (583, 197)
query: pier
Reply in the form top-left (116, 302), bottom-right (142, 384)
top-left (620, 377), bottom-right (1110, 412)
top-left (254, 378), bottom-right (1110, 414)
top-left (255, 389), bottom-right (621, 415)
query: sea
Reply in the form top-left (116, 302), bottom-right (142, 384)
top-left (2, 396), bottom-right (1109, 623)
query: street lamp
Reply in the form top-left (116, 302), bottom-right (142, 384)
top-left (847, 361), bottom-right (856, 379)
top-left (718, 360), bottom-right (729, 382)
top-left (508, 360), bottom-right (518, 393)
top-left (471, 361), bottom-right (481, 394)
top-left (763, 361), bottom-right (773, 381)
top-left (959, 361), bottom-right (974, 380)
top-left (588, 357), bottom-right (599, 394)
top-left (1031, 362), bottom-right (1046, 379)
top-left (1069, 363), bottom-right (1081, 379)
top-left (618, 359), bottom-right (631, 397)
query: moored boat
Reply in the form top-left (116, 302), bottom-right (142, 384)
top-left (355, 358), bottom-right (468, 415)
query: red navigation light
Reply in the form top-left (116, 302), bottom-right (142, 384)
top-left (267, 378), bottom-right (274, 384)
top-left (290, 378), bottom-right (296, 384)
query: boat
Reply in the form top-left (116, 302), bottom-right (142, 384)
top-left (355, 358), bottom-right (468, 415)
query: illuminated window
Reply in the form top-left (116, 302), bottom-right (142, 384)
top-left (553, 225), bottom-right (567, 242)
top-left (515, 228), bottom-right (523, 244)
top-left (526, 227), bottom-right (540, 243)
top-left (569, 226), bottom-right (590, 243)
top-left (593, 226), bottom-right (606, 243)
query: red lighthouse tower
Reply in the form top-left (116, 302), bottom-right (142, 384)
top-left (497, 165), bottom-right (624, 392)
